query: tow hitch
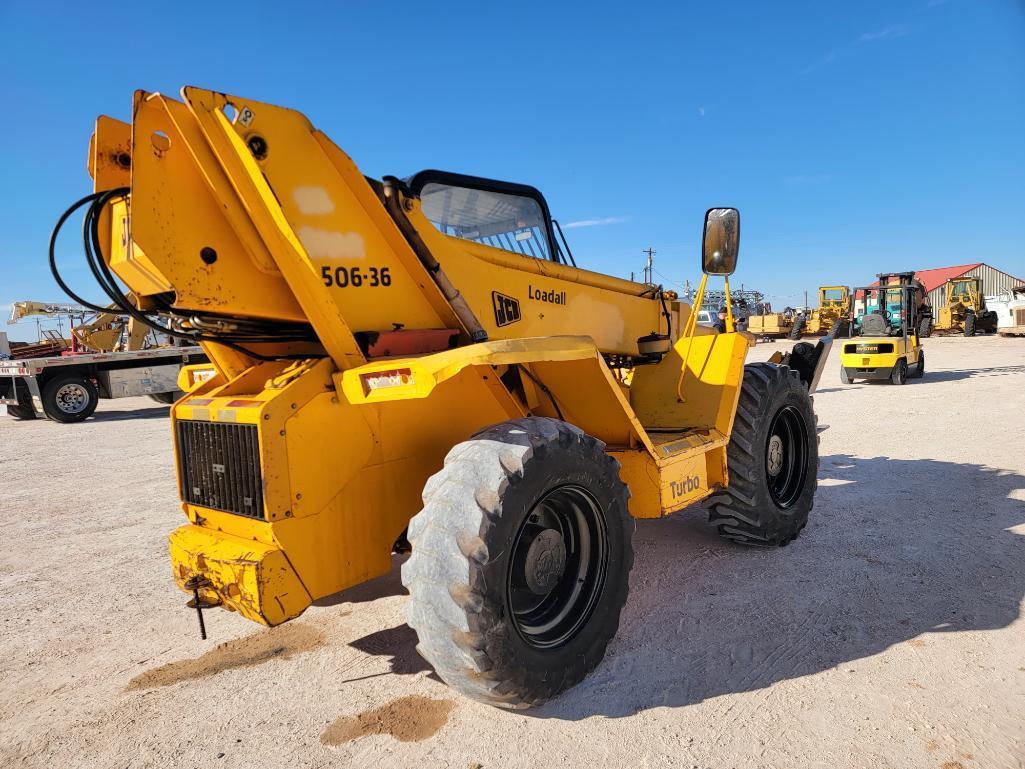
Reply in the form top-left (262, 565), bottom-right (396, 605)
top-left (184, 575), bottom-right (220, 640)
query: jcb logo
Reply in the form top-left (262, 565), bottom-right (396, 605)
top-left (492, 292), bottom-right (521, 327)
top-left (670, 475), bottom-right (702, 498)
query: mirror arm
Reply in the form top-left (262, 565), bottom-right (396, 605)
top-left (723, 276), bottom-right (735, 331)
top-left (676, 273), bottom-right (709, 404)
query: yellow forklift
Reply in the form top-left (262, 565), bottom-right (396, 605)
top-left (840, 274), bottom-right (925, 385)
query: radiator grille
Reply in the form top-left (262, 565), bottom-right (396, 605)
top-left (176, 420), bottom-right (265, 519)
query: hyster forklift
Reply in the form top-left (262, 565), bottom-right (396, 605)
top-left (840, 273), bottom-right (926, 385)
top-left (61, 88), bottom-right (830, 708)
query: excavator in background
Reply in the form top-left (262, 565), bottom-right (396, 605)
top-left (61, 87), bottom-right (832, 708)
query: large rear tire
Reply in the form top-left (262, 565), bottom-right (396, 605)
top-left (402, 417), bottom-right (634, 709)
top-left (964, 313), bottom-right (977, 337)
top-left (705, 363), bottom-right (818, 546)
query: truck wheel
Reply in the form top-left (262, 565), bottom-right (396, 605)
top-left (148, 390), bottom-right (183, 404)
top-left (41, 375), bottom-right (99, 423)
top-left (890, 358), bottom-right (908, 385)
top-left (705, 363), bottom-right (817, 546)
top-left (7, 382), bottom-right (36, 419)
top-left (788, 317), bottom-right (805, 340)
top-left (402, 417), bottom-right (634, 709)
top-left (839, 365), bottom-right (852, 385)
top-left (964, 313), bottom-right (976, 337)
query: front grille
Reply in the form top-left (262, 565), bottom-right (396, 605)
top-left (176, 420), bottom-right (265, 519)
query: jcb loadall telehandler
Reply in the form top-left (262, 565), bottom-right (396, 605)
top-left (65, 88), bottom-right (829, 708)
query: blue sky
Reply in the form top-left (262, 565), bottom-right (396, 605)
top-left (2, 0), bottom-right (1023, 341)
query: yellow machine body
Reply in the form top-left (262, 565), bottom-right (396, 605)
top-left (839, 334), bottom-right (922, 381)
top-left (805, 285), bottom-right (849, 335)
top-left (88, 88), bottom-right (759, 626)
top-left (746, 311), bottom-right (796, 337)
top-left (933, 277), bottom-right (995, 333)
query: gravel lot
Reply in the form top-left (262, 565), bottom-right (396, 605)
top-left (2, 334), bottom-right (1023, 769)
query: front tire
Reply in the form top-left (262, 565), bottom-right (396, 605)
top-left (402, 417), bottom-right (634, 709)
top-left (839, 365), bottom-right (853, 384)
top-left (705, 363), bottom-right (818, 546)
top-left (41, 375), bottom-right (98, 423)
top-left (788, 316), bottom-right (805, 340)
top-left (964, 313), bottom-right (976, 337)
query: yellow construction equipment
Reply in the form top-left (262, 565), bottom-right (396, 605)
top-left (68, 87), bottom-right (831, 708)
top-left (804, 286), bottom-right (850, 336)
top-left (9, 299), bottom-right (151, 352)
top-left (931, 277), bottom-right (998, 336)
top-left (746, 306), bottom-right (803, 339)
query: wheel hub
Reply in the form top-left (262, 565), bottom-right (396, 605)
top-left (55, 384), bottom-right (89, 414)
top-left (767, 434), bottom-right (784, 476)
top-left (523, 529), bottom-right (567, 595)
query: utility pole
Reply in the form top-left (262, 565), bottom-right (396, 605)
top-left (642, 247), bottom-right (656, 284)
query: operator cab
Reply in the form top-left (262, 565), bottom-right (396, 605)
top-left (404, 170), bottom-right (577, 267)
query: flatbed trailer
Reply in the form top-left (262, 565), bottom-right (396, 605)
top-left (0, 346), bottom-right (207, 423)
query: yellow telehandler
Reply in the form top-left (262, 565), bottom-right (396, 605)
top-left (65, 87), bottom-right (830, 708)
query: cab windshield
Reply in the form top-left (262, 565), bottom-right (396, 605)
top-left (420, 182), bottom-right (553, 260)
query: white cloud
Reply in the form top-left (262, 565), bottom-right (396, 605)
top-left (858, 25), bottom-right (909, 43)
top-left (562, 216), bottom-right (629, 230)
top-left (697, 106), bottom-right (706, 118)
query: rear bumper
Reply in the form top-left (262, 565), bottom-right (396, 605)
top-left (169, 524), bottom-right (312, 626)
top-left (842, 365), bottom-right (894, 380)
top-left (999, 325), bottom-right (1025, 337)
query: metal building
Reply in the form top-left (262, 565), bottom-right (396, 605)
top-left (911, 263), bottom-right (1025, 309)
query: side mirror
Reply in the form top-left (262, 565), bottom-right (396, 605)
top-left (702, 207), bottom-right (740, 276)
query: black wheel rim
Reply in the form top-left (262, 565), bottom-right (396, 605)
top-left (765, 406), bottom-right (809, 509)
top-left (506, 484), bottom-right (609, 649)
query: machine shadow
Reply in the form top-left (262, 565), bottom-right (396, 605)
top-left (916, 365), bottom-right (1025, 383)
top-left (530, 454), bottom-right (1025, 720)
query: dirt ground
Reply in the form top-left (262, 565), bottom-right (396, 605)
top-left (1, 334), bottom-right (1023, 769)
